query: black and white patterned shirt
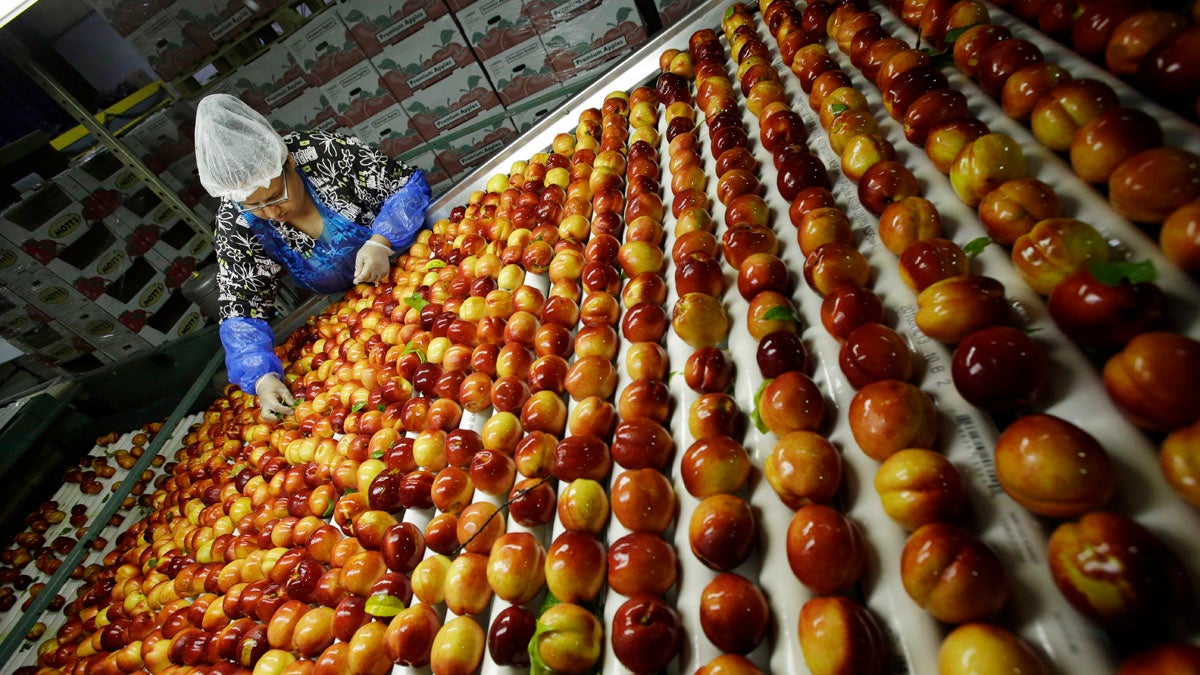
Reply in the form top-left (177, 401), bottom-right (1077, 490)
top-left (214, 130), bottom-right (417, 321)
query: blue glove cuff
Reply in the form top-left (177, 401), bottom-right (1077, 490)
top-left (220, 316), bottom-right (283, 392)
top-left (373, 170), bottom-right (432, 251)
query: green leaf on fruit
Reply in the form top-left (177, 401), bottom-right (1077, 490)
top-left (1087, 259), bottom-right (1157, 286)
top-left (538, 591), bottom-right (562, 613)
top-left (322, 501), bottom-right (335, 518)
top-left (751, 378), bottom-right (772, 434)
top-left (365, 593), bottom-right (405, 617)
top-left (404, 293), bottom-right (429, 311)
top-left (343, 488), bottom-right (357, 496)
top-left (401, 342), bottom-right (426, 362)
top-left (350, 401), bottom-right (366, 413)
top-left (377, 403), bottom-right (386, 412)
top-left (918, 45), bottom-right (954, 66)
top-left (829, 103), bottom-right (849, 117)
top-left (963, 236), bottom-right (992, 258)
top-left (762, 305), bottom-right (799, 322)
top-left (147, 558), bottom-right (157, 569)
top-left (424, 259), bottom-right (446, 270)
top-left (944, 24), bottom-right (981, 45)
top-left (371, 450), bottom-right (384, 460)
top-left (529, 631), bottom-right (551, 675)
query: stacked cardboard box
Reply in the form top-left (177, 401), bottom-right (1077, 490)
top-left (271, 86), bottom-right (341, 135)
top-left (538, 0), bottom-right (649, 84)
top-left (89, 0), bottom-right (272, 83)
top-left (352, 103), bottom-right (423, 160)
top-left (449, 0), bottom-right (561, 108)
top-left (655, 0), bottom-right (708, 27)
top-left (123, 10), bottom-right (212, 82)
top-left (0, 239), bottom-right (149, 364)
top-left (122, 109), bottom-right (196, 176)
top-left (282, 12), bottom-right (367, 88)
top-left (398, 149), bottom-right (455, 198)
top-left (334, 0), bottom-right (450, 58)
top-left (350, 10), bottom-right (500, 140)
top-left (431, 116), bottom-right (520, 180)
top-left (0, 150), bottom-right (212, 365)
top-left (225, 46), bottom-right (309, 115)
top-left (320, 60), bottom-right (400, 131)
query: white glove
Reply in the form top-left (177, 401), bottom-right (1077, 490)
top-left (354, 239), bottom-right (393, 284)
top-left (255, 373), bottom-right (295, 418)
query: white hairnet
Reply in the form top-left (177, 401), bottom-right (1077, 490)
top-left (194, 94), bottom-right (290, 201)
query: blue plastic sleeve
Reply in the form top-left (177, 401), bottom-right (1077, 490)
top-left (372, 170), bottom-right (431, 252)
top-left (219, 316), bottom-right (283, 392)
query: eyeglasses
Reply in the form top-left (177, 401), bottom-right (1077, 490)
top-left (237, 169), bottom-right (289, 214)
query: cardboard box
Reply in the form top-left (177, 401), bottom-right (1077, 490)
top-left (539, 0), bottom-right (647, 83)
top-left (65, 149), bottom-right (145, 197)
top-left (127, 10), bottom-right (211, 81)
top-left (139, 219), bottom-right (213, 285)
top-left (352, 103), bottom-right (424, 158)
top-left (65, 314), bottom-right (152, 362)
top-left (508, 89), bottom-right (574, 132)
top-left (1, 259), bottom-right (163, 348)
top-left (320, 60), bottom-right (398, 129)
top-left (88, 0), bottom-right (165, 37)
top-left (523, 0), bottom-right (603, 31)
top-left (121, 111), bottom-right (196, 174)
top-left (42, 222), bottom-right (134, 295)
top-left (368, 14), bottom-right (476, 101)
top-left (397, 149), bottom-right (452, 189)
top-left (93, 257), bottom-right (172, 323)
top-left (283, 12), bottom-right (367, 86)
top-left (272, 86), bottom-right (339, 134)
top-left (336, 0), bottom-right (450, 58)
top-left (451, 0), bottom-right (535, 60)
top-left (159, 219), bottom-right (214, 260)
top-left (59, 155), bottom-right (173, 248)
top-left (142, 291), bottom-right (206, 345)
top-left (97, 186), bottom-right (190, 264)
top-left (654, 0), bottom-right (705, 27)
top-left (147, 248), bottom-right (204, 290)
top-left (0, 241), bottom-right (60, 292)
top-left (161, 99), bottom-right (197, 135)
top-left (433, 115), bottom-right (518, 179)
top-left (9, 320), bottom-right (91, 365)
top-left (163, 154), bottom-right (201, 189)
top-left (479, 36), bottom-right (560, 107)
top-left (0, 304), bottom-right (48, 340)
top-left (0, 243), bottom-right (45, 294)
top-left (400, 62), bottom-right (501, 140)
top-left (227, 46), bottom-right (309, 113)
top-left (0, 252), bottom-right (108, 326)
top-left (0, 181), bottom-right (89, 250)
top-left (169, 0), bottom-right (255, 52)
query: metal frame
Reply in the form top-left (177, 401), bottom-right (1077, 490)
top-left (0, 348), bottom-right (225, 663)
top-left (426, 0), bottom-right (730, 223)
top-left (0, 34), bottom-right (211, 239)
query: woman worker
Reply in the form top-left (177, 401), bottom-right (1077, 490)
top-left (194, 93), bottom-right (431, 418)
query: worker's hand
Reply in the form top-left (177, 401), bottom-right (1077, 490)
top-left (255, 373), bottom-right (295, 419)
top-left (354, 239), bottom-right (393, 284)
